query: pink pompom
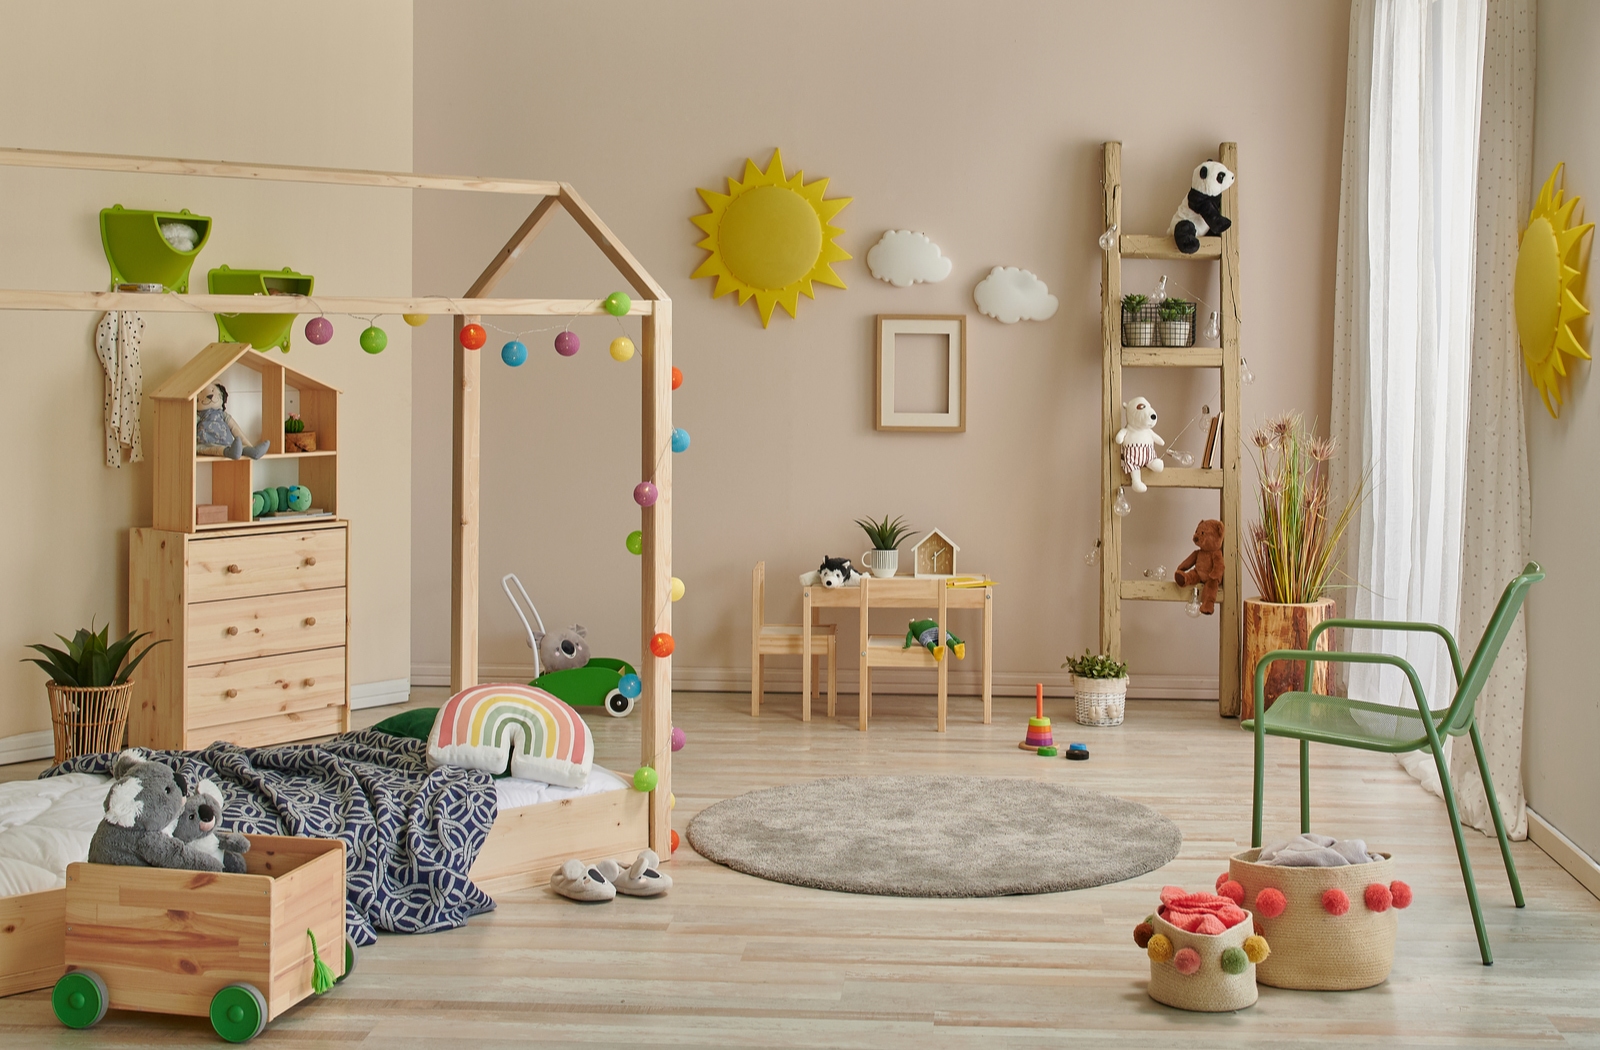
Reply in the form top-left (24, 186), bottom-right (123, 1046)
top-left (1254, 887), bottom-right (1286, 918)
top-left (1173, 947), bottom-right (1201, 975)
top-left (1390, 880), bottom-right (1413, 909)
top-left (1217, 880), bottom-right (1245, 905)
top-left (1215, 871), bottom-right (1230, 891)
top-left (1322, 887), bottom-right (1350, 916)
top-left (1364, 882), bottom-right (1392, 912)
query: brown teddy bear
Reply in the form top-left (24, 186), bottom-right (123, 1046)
top-left (1174, 519), bottom-right (1224, 615)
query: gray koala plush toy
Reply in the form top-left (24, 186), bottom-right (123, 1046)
top-left (196, 382), bottom-right (270, 460)
top-left (534, 623), bottom-right (590, 673)
top-left (171, 778), bottom-right (251, 874)
top-left (86, 750), bottom-right (224, 871)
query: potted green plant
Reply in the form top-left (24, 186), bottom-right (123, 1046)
top-left (24, 622), bottom-right (164, 763)
top-left (1158, 297), bottom-right (1197, 346)
top-left (1241, 413), bottom-right (1367, 717)
top-left (854, 514), bottom-right (918, 578)
top-left (1062, 649), bottom-right (1130, 726)
top-left (1121, 293), bottom-right (1156, 346)
top-left (285, 413), bottom-right (316, 452)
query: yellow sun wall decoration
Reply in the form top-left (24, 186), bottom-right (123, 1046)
top-left (692, 149), bottom-right (851, 327)
top-left (1515, 163), bottom-right (1594, 417)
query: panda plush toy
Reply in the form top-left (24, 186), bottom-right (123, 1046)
top-left (1168, 160), bottom-right (1235, 255)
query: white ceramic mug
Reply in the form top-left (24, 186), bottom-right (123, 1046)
top-left (861, 549), bottom-right (899, 579)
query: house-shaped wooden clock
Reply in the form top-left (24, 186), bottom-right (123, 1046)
top-left (911, 528), bottom-right (960, 577)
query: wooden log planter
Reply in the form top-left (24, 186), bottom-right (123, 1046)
top-left (1241, 597), bottom-right (1334, 719)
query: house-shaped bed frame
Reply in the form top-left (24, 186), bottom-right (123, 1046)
top-left (0, 146), bottom-right (673, 995)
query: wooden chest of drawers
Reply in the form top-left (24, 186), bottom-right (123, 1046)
top-left (129, 522), bottom-right (350, 750)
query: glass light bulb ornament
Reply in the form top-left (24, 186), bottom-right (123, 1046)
top-left (1084, 543), bottom-right (1100, 567)
top-left (1241, 356), bottom-right (1256, 384)
top-left (1205, 310), bottom-right (1220, 340)
top-left (304, 316), bottom-right (333, 345)
top-left (501, 340), bottom-right (527, 367)
top-left (1150, 275), bottom-right (1169, 305)
top-left (1186, 586), bottom-right (1204, 618)
top-left (554, 330), bottom-right (580, 357)
top-left (1098, 222), bottom-right (1119, 251)
top-left (1113, 487), bottom-right (1132, 517)
top-left (1144, 565), bottom-right (1168, 582)
top-left (1166, 448), bottom-right (1194, 467)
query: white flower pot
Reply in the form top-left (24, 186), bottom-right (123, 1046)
top-left (1158, 319), bottom-right (1194, 346)
top-left (1073, 674), bottom-right (1128, 726)
top-left (1123, 316), bottom-right (1156, 347)
top-left (861, 549), bottom-right (899, 578)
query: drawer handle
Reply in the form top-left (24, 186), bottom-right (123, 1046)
top-left (279, 679), bottom-right (291, 690)
top-left (226, 564), bottom-right (242, 574)
top-left (303, 616), bottom-right (317, 627)
top-left (224, 689), bottom-right (238, 699)
top-left (305, 556), bottom-right (318, 566)
top-left (303, 678), bottom-right (317, 687)
top-left (226, 626), bottom-right (239, 636)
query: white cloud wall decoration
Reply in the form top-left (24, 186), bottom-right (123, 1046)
top-left (866, 230), bottom-right (954, 287)
top-left (973, 266), bottom-right (1058, 323)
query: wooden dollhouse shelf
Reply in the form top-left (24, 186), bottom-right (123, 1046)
top-left (194, 513), bottom-right (335, 531)
top-left (195, 450), bottom-right (337, 463)
top-left (1119, 234), bottom-right (1222, 260)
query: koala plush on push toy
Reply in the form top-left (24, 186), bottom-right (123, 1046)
top-left (534, 623), bottom-right (591, 673)
top-left (1116, 396), bottom-right (1165, 493)
top-left (87, 750), bottom-right (224, 871)
top-left (1169, 160), bottom-right (1235, 255)
top-left (196, 383), bottom-right (270, 460)
top-left (171, 778), bottom-right (251, 874)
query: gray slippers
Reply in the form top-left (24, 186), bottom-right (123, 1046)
top-left (550, 850), bottom-right (671, 902)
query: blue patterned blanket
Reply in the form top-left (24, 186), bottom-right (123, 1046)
top-left (46, 730), bottom-right (498, 944)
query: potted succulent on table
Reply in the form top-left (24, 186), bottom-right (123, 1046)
top-left (284, 413), bottom-right (316, 452)
top-left (1062, 649), bottom-right (1130, 726)
top-left (24, 622), bottom-right (165, 763)
top-left (854, 514), bottom-right (918, 579)
top-left (1121, 293), bottom-right (1156, 346)
top-left (1158, 296), bottom-right (1197, 346)
top-left (1241, 413), bottom-right (1367, 718)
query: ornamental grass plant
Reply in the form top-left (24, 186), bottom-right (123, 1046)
top-left (1244, 413), bottom-right (1366, 604)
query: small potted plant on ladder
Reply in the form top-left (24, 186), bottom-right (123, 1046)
top-left (855, 514), bottom-right (918, 579)
top-left (1158, 296), bottom-right (1197, 346)
top-left (1122, 293), bottom-right (1156, 346)
top-left (1063, 649), bottom-right (1130, 727)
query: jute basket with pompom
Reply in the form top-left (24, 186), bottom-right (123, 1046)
top-left (1227, 848), bottom-right (1404, 990)
top-left (1144, 911), bottom-right (1259, 1012)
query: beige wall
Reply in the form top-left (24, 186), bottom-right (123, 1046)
top-left (410, 0), bottom-right (1351, 699)
top-left (0, 1), bottom-right (414, 752)
top-left (1526, 1), bottom-right (1600, 860)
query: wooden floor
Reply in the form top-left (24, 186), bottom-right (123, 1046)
top-left (3, 689), bottom-right (1598, 1048)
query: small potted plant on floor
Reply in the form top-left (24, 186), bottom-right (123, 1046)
top-left (25, 622), bottom-right (164, 763)
top-left (1062, 649), bottom-right (1130, 726)
top-left (1122, 293), bottom-right (1156, 346)
top-left (284, 413), bottom-right (316, 452)
top-left (1158, 297), bottom-right (1197, 346)
top-left (854, 514), bottom-right (918, 578)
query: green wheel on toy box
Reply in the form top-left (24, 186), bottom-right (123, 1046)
top-left (52, 969), bottom-right (109, 1029)
top-left (339, 933), bottom-right (359, 983)
top-left (211, 982), bottom-right (268, 1043)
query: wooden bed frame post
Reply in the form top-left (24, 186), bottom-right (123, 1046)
top-left (641, 300), bottom-right (672, 854)
top-left (451, 312), bottom-right (481, 693)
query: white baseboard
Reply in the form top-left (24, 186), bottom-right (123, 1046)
top-left (1528, 808), bottom-right (1600, 903)
top-left (0, 730), bottom-right (54, 766)
top-left (351, 678), bottom-right (411, 710)
top-left (410, 663), bottom-right (1218, 700)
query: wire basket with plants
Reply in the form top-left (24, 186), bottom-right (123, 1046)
top-left (1122, 293), bottom-right (1157, 346)
top-left (1062, 648), bottom-right (1131, 727)
top-left (1158, 297), bottom-right (1197, 346)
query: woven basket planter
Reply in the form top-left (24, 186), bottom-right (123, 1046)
top-left (1228, 848), bottom-right (1407, 990)
top-left (1073, 675), bottom-right (1127, 727)
top-left (47, 682), bottom-right (133, 764)
top-left (1144, 911), bottom-right (1259, 1012)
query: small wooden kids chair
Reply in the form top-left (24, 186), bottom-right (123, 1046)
top-left (751, 561), bottom-right (836, 720)
top-left (857, 576), bottom-right (950, 733)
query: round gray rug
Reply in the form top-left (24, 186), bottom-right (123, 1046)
top-left (686, 775), bottom-right (1181, 897)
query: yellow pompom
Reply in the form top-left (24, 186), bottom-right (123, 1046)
top-left (1243, 935), bottom-right (1270, 964)
top-left (1146, 934), bottom-right (1173, 963)
top-left (610, 336), bottom-right (636, 362)
top-left (403, 313), bottom-right (429, 327)
top-left (670, 577), bottom-right (686, 602)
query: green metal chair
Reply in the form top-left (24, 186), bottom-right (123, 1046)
top-left (1243, 562), bottom-right (1543, 965)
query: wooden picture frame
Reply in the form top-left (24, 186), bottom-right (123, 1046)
top-left (875, 314), bottom-right (966, 432)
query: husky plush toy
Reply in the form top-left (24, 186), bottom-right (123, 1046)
top-left (1169, 160), bottom-right (1235, 254)
top-left (817, 557), bottom-right (863, 588)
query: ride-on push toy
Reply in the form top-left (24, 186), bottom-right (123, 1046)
top-left (52, 835), bottom-right (353, 1043)
top-left (503, 573), bottom-right (640, 717)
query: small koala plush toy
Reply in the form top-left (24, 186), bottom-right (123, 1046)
top-left (196, 382), bottom-right (270, 460)
top-left (1115, 396), bottom-right (1166, 493)
top-left (171, 778), bottom-right (251, 874)
top-left (534, 624), bottom-right (590, 673)
top-left (1169, 160), bottom-right (1236, 254)
top-left (818, 556), bottom-right (863, 588)
top-left (87, 750), bottom-right (224, 871)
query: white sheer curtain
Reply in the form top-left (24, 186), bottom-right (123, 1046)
top-left (1330, 0), bottom-right (1486, 793)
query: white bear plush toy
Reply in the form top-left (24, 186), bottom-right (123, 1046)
top-left (1115, 396), bottom-right (1165, 493)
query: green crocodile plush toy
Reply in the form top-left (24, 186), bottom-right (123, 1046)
top-left (904, 619), bottom-right (965, 661)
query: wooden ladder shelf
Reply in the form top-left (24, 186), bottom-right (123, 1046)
top-left (1098, 141), bottom-right (1243, 716)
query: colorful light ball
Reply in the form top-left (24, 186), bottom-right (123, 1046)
top-left (1321, 887), bottom-right (1351, 916)
top-left (618, 673), bottom-right (643, 699)
top-left (304, 316), bottom-right (334, 345)
top-left (625, 530), bottom-right (643, 555)
top-left (554, 330), bottom-right (580, 356)
top-left (668, 792), bottom-right (675, 810)
top-left (633, 766), bottom-right (658, 792)
top-left (669, 577), bottom-right (685, 602)
top-left (1253, 887), bottom-right (1286, 918)
top-left (1133, 922), bottom-right (1154, 949)
top-left (670, 725), bottom-right (685, 751)
top-left (610, 336), bottom-right (636, 362)
top-left (360, 325), bottom-right (388, 354)
top-left (670, 828), bottom-right (679, 853)
top-left (1172, 947), bottom-right (1201, 975)
top-left (501, 340), bottom-right (527, 367)
top-left (1219, 947), bottom-right (1249, 975)
top-left (459, 323), bottom-right (486, 350)
top-left (650, 632), bottom-right (674, 658)
top-left (1146, 934), bottom-right (1173, 964)
top-left (1389, 881), bottom-right (1413, 909)
top-left (1217, 880), bottom-right (1245, 905)
top-left (1364, 882), bottom-right (1392, 913)
top-left (403, 313), bottom-right (429, 327)
top-left (671, 428), bottom-right (691, 453)
top-left (671, 366), bottom-right (683, 390)
top-left (633, 481), bottom-right (658, 506)
top-left (603, 291), bottom-right (632, 316)
top-left (1242, 935), bottom-right (1271, 964)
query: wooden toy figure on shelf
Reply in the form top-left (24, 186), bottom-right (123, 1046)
top-left (904, 618), bottom-right (965, 661)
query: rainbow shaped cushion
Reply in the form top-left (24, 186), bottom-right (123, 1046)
top-left (428, 684), bottom-right (593, 787)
